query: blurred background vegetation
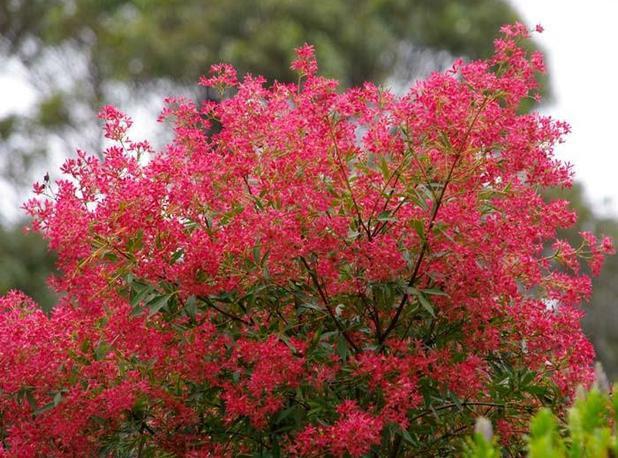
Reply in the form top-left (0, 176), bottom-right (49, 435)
top-left (1, 0), bottom-right (616, 377)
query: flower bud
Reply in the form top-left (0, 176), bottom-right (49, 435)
top-left (594, 361), bottom-right (611, 394)
top-left (474, 416), bottom-right (493, 442)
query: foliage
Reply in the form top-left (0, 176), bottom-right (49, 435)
top-left (0, 0), bottom-right (539, 319)
top-left (0, 0), bottom-right (533, 182)
top-left (0, 223), bottom-right (56, 311)
top-left (464, 376), bottom-right (618, 457)
top-left (3, 0), bottom-right (522, 86)
top-left (0, 25), bottom-right (611, 456)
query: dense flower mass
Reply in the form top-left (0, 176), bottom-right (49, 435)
top-left (0, 24), bottom-right (612, 456)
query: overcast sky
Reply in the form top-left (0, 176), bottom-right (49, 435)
top-left (1, 1), bottom-right (617, 219)
top-left (511, 0), bottom-right (618, 216)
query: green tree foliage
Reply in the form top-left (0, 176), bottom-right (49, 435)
top-left (3, 0), bottom-right (522, 85)
top-left (0, 223), bottom-right (56, 311)
top-left (0, 0), bottom-right (526, 178)
top-left (0, 0), bottom-right (547, 312)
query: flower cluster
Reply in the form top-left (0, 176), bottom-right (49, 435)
top-left (1, 23), bottom-right (610, 456)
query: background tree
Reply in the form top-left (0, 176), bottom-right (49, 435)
top-left (0, 0), bottom-right (528, 183)
top-left (0, 224), bottom-right (56, 311)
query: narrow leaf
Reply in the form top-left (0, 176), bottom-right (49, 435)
top-left (147, 293), bottom-right (173, 317)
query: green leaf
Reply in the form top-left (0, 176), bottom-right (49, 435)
top-left (33, 390), bottom-right (64, 416)
top-left (419, 295), bottom-right (435, 317)
top-left (449, 391), bottom-right (463, 411)
top-left (94, 341), bottom-right (110, 361)
top-left (279, 334), bottom-right (298, 354)
top-left (346, 228), bottom-right (360, 241)
top-left (34, 400), bottom-right (55, 416)
top-left (127, 229), bottom-right (144, 253)
top-left (410, 188), bottom-right (430, 210)
top-left (377, 210), bottom-right (396, 222)
top-left (319, 330), bottom-right (338, 341)
top-left (422, 288), bottom-right (448, 297)
top-left (378, 155), bottom-right (391, 180)
top-left (53, 391), bottom-right (62, 407)
top-left (184, 295), bottom-right (198, 319)
top-left (102, 252), bottom-right (118, 262)
top-left (402, 249), bottom-right (413, 268)
top-left (526, 385), bottom-right (551, 399)
top-left (336, 333), bottom-right (349, 361)
top-left (130, 282), bottom-right (155, 307)
top-left (299, 302), bottom-right (324, 314)
top-left (408, 287), bottom-right (435, 317)
top-left (170, 248), bottom-right (184, 263)
top-left (411, 219), bottom-right (425, 240)
top-left (25, 389), bottom-right (37, 411)
top-left (252, 245), bottom-right (261, 264)
top-left (400, 428), bottom-right (416, 446)
top-left (275, 405), bottom-right (300, 426)
top-left (147, 293), bottom-right (173, 317)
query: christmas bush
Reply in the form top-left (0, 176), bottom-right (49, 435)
top-left (0, 23), bottom-right (613, 456)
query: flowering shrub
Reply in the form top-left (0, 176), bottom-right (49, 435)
top-left (1, 24), bottom-right (613, 456)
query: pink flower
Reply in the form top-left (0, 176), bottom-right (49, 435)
top-left (7, 23), bottom-right (607, 455)
top-left (290, 43), bottom-right (318, 77)
top-left (198, 63), bottom-right (238, 89)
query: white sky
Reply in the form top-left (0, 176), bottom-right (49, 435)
top-left (0, 59), bottom-right (34, 117)
top-left (512, 0), bottom-right (618, 216)
top-left (1, 1), bottom-right (618, 219)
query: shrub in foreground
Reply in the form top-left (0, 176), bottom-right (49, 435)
top-left (465, 372), bottom-right (618, 458)
top-left (0, 23), bottom-right (612, 456)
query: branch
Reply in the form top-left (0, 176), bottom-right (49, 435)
top-left (327, 119), bottom-right (372, 241)
top-left (197, 295), bottom-right (253, 326)
top-left (379, 96), bottom-right (491, 345)
top-left (299, 256), bottom-right (360, 352)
